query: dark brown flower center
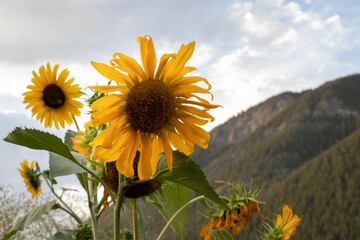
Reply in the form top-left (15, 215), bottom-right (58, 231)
top-left (42, 84), bottom-right (65, 109)
top-left (126, 80), bottom-right (175, 133)
top-left (25, 168), bottom-right (41, 189)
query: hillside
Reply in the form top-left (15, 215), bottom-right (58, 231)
top-left (203, 74), bottom-right (360, 186)
top-left (264, 127), bottom-right (360, 239)
top-left (191, 91), bottom-right (302, 167)
top-left (183, 74), bottom-right (360, 239)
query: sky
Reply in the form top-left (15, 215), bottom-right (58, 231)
top-left (1, 0), bottom-right (359, 194)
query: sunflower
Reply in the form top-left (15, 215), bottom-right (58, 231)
top-left (71, 121), bottom-right (96, 158)
top-left (274, 205), bottom-right (302, 240)
top-left (200, 200), bottom-right (263, 239)
top-left (23, 63), bottom-right (83, 129)
top-left (89, 35), bottom-right (219, 179)
top-left (18, 159), bottom-right (42, 199)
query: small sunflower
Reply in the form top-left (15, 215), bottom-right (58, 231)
top-left (89, 35), bottom-right (219, 179)
top-left (23, 63), bottom-right (83, 129)
top-left (18, 159), bottom-right (42, 199)
top-left (71, 121), bottom-right (96, 158)
top-left (274, 205), bottom-right (302, 240)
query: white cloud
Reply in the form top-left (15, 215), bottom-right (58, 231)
top-left (0, 0), bottom-right (360, 190)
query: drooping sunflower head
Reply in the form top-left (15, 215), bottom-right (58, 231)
top-left (23, 63), bottom-right (83, 129)
top-left (200, 200), bottom-right (263, 239)
top-left (18, 159), bottom-right (42, 199)
top-left (200, 182), bottom-right (264, 239)
top-left (89, 35), bottom-right (219, 179)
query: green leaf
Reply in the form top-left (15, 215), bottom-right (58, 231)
top-left (3, 200), bottom-right (59, 240)
top-left (4, 127), bottom-right (75, 161)
top-left (49, 152), bottom-right (87, 179)
top-left (209, 229), bottom-right (234, 240)
top-left (152, 182), bottom-right (189, 239)
top-left (154, 151), bottom-right (228, 210)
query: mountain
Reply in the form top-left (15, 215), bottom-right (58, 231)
top-left (198, 74), bottom-right (360, 184)
top-left (192, 91), bottom-right (303, 167)
top-left (98, 74), bottom-right (360, 239)
top-left (185, 74), bottom-right (360, 239)
top-left (267, 127), bottom-right (360, 239)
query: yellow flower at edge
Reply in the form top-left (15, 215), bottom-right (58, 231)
top-left (18, 159), bottom-right (42, 199)
top-left (89, 35), bottom-right (219, 179)
top-left (274, 205), bottom-right (302, 240)
top-left (23, 63), bottom-right (83, 129)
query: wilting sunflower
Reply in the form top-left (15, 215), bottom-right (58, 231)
top-left (89, 35), bottom-right (219, 179)
top-left (200, 200), bottom-right (263, 239)
top-left (18, 159), bottom-right (42, 199)
top-left (274, 205), bottom-right (302, 240)
top-left (23, 63), bottom-right (83, 129)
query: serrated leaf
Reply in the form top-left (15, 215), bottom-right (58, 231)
top-left (4, 127), bottom-right (75, 161)
top-left (209, 229), bottom-right (234, 240)
top-left (3, 200), bottom-right (59, 240)
top-left (154, 151), bottom-right (228, 210)
top-left (49, 152), bottom-right (87, 179)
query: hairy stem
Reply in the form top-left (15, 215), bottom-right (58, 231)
top-left (132, 199), bottom-right (139, 240)
top-left (114, 174), bottom-right (125, 240)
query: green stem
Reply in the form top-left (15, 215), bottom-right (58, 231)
top-left (67, 156), bottom-right (116, 200)
top-left (72, 114), bottom-right (80, 131)
top-left (132, 199), bottom-right (139, 240)
top-left (114, 174), bottom-right (125, 240)
top-left (156, 195), bottom-right (206, 240)
top-left (41, 173), bottom-right (82, 224)
top-left (86, 171), bottom-right (99, 240)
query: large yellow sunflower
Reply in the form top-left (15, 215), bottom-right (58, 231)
top-left (274, 205), bottom-right (302, 240)
top-left (89, 35), bottom-right (219, 179)
top-left (18, 159), bottom-right (43, 199)
top-left (23, 63), bottom-right (83, 129)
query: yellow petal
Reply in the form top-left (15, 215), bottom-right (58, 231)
top-left (169, 76), bottom-right (211, 90)
top-left (117, 131), bottom-right (139, 178)
top-left (162, 41), bottom-right (196, 81)
top-left (112, 53), bottom-right (147, 81)
top-left (89, 85), bottom-right (130, 94)
top-left (150, 135), bottom-right (159, 175)
top-left (138, 134), bottom-right (153, 179)
top-left (159, 129), bottom-right (173, 171)
top-left (92, 105), bottom-right (124, 124)
top-left (91, 94), bottom-right (125, 110)
top-left (91, 61), bottom-right (135, 86)
top-left (155, 53), bottom-right (175, 80)
top-left (138, 35), bottom-right (156, 79)
top-left (166, 127), bottom-right (193, 155)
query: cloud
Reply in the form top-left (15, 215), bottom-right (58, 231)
top-left (0, 0), bottom-right (359, 137)
top-left (200, 0), bottom-right (360, 126)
